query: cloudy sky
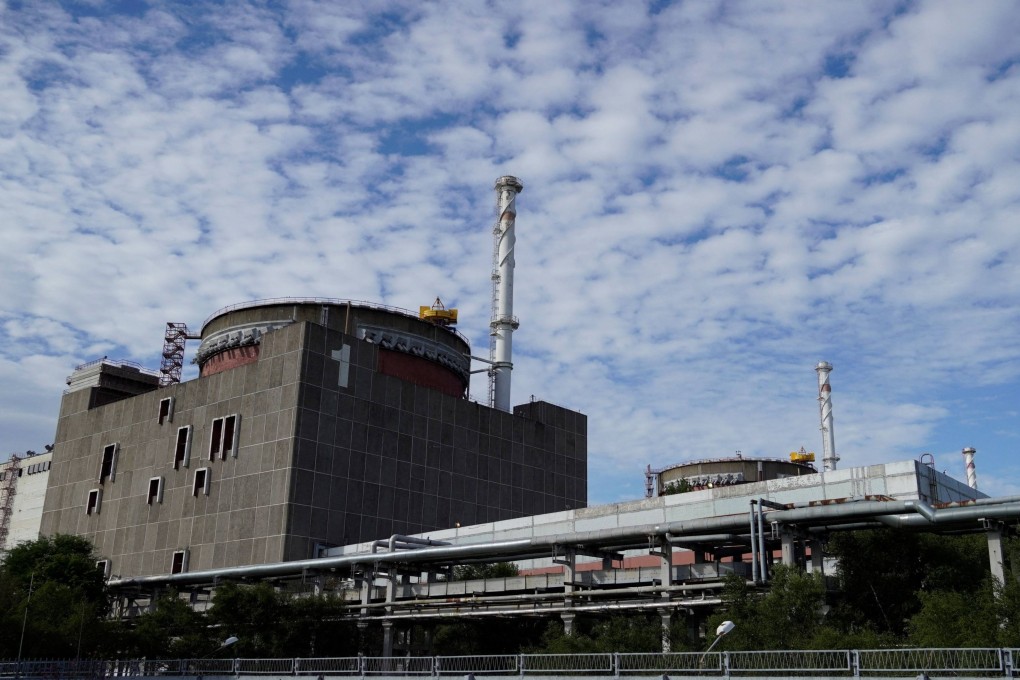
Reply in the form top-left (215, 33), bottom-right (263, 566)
top-left (2, 1), bottom-right (1019, 504)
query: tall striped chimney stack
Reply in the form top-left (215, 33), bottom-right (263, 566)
top-left (488, 175), bottom-right (523, 412)
top-left (961, 446), bottom-right (977, 489)
top-left (816, 361), bottom-right (839, 472)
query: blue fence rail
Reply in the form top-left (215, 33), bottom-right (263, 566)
top-left (0, 649), bottom-right (1017, 678)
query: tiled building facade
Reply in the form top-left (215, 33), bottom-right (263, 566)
top-left (40, 302), bottom-right (587, 578)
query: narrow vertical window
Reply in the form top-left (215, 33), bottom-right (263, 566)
top-left (192, 468), bottom-right (210, 496)
top-left (158, 397), bottom-right (174, 425)
top-left (174, 426), bottom-right (192, 469)
top-left (86, 488), bottom-right (102, 516)
top-left (222, 414), bottom-right (239, 458)
top-left (147, 477), bottom-right (164, 505)
top-left (96, 560), bottom-right (110, 579)
top-left (209, 418), bottom-right (223, 460)
top-left (170, 550), bottom-right (189, 574)
top-left (99, 444), bottom-right (118, 483)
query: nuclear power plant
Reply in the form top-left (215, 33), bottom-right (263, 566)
top-left (37, 177), bottom-right (587, 578)
top-left (6, 176), bottom-right (1014, 662)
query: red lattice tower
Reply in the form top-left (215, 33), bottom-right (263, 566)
top-left (0, 454), bottom-right (23, 550)
top-left (160, 323), bottom-right (190, 386)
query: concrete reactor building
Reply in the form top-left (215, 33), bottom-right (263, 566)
top-left (39, 177), bottom-right (588, 579)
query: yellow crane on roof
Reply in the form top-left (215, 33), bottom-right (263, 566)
top-left (790, 447), bottom-right (815, 463)
top-left (419, 297), bottom-right (458, 327)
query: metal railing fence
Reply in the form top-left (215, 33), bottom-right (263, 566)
top-left (0, 648), bottom-right (1018, 678)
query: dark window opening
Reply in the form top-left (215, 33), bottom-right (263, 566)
top-left (209, 419), bottom-right (223, 459)
top-left (86, 489), bottom-right (101, 516)
top-left (158, 397), bottom-right (174, 425)
top-left (174, 426), bottom-right (191, 469)
top-left (147, 477), bottom-right (163, 505)
top-left (171, 550), bottom-right (188, 574)
top-left (222, 416), bottom-right (236, 458)
top-left (99, 444), bottom-right (117, 483)
top-left (96, 560), bottom-right (110, 578)
top-left (192, 468), bottom-right (209, 496)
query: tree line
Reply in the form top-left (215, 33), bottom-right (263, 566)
top-left (0, 530), bottom-right (1017, 659)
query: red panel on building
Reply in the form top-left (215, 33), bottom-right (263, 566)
top-left (378, 348), bottom-right (465, 397)
top-left (200, 346), bottom-right (260, 377)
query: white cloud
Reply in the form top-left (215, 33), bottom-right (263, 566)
top-left (1, 0), bottom-right (1019, 503)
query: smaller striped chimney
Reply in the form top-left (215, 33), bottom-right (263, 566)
top-left (961, 447), bottom-right (977, 490)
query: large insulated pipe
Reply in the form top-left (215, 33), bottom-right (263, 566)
top-left (816, 361), bottom-right (839, 471)
top-left (962, 447), bottom-right (977, 489)
top-left (749, 503), bottom-right (759, 584)
top-left (490, 175), bottom-right (523, 412)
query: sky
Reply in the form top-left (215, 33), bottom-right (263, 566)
top-left (1, 0), bottom-right (1019, 504)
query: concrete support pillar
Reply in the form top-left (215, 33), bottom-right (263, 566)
top-left (563, 549), bottom-right (576, 596)
top-left (988, 527), bottom-right (1006, 586)
top-left (781, 531), bottom-right (796, 567)
top-left (656, 538), bottom-right (673, 588)
top-left (555, 547), bottom-right (577, 607)
top-left (561, 612), bottom-right (576, 636)
top-left (385, 572), bottom-right (397, 604)
top-left (810, 539), bottom-right (825, 574)
top-left (357, 621), bottom-right (368, 654)
top-left (359, 571), bottom-right (373, 617)
top-left (382, 621), bottom-right (394, 658)
top-left (660, 612), bottom-right (673, 653)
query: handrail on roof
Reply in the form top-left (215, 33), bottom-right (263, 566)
top-left (72, 357), bottom-right (160, 376)
top-left (200, 297), bottom-right (471, 345)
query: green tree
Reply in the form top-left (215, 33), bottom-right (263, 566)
top-left (432, 618), bottom-right (548, 655)
top-left (280, 593), bottom-right (357, 657)
top-left (206, 583), bottom-right (357, 657)
top-left (0, 534), bottom-right (113, 659)
top-left (2, 534), bottom-right (108, 608)
top-left (827, 529), bottom-right (993, 640)
top-left (528, 614), bottom-right (694, 654)
top-left (906, 583), bottom-right (999, 647)
top-left (709, 565), bottom-right (833, 650)
top-left (206, 582), bottom-right (287, 657)
top-left (451, 562), bottom-right (520, 580)
top-left (127, 592), bottom-right (208, 658)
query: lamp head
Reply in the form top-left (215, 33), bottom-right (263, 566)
top-left (716, 621), bottom-right (735, 636)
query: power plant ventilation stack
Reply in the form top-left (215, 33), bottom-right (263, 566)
top-left (961, 446), bottom-right (978, 490)
top-left (815, 361), bottom-right (839, 471)
top-left (488, 176), bottom-right (523, 412)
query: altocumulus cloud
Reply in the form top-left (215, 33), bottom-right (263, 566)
top-left (1, 0), bottom-right (1019, 502)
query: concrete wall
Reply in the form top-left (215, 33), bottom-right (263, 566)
top-left (283, 321), bottom-right (587, 560)
top-left (41, 322), bottom-right (307, 577)
top-left (42, 319), bottom-right (588, 577)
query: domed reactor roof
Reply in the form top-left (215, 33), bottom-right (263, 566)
top-left (195, 298), bottom-right (471, 397)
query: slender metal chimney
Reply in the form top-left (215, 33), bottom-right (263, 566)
top-left (815, 361), bottom-right (839, 471)
top-left (488, 175), bottom-right (523, 411)
top-left (961, 446), bottom-right (977, 489)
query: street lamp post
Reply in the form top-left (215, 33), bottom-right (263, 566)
top-left (202, 636), bottom-right (238, 658)
top-left (700, 621), bottom-right (735, 668)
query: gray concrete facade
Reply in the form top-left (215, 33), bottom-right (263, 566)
top-left (41, 319), bottom-right (587, 578)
